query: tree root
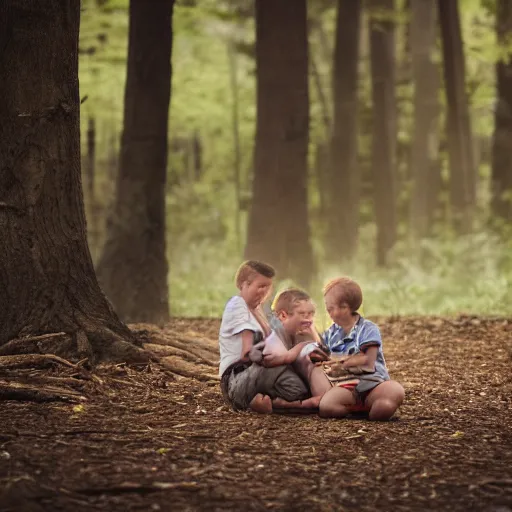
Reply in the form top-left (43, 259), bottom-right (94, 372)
top-left (160, 356), bottom-right (219, 382)
top-left (164, 329), bottom-right (218, 354)
top-left (0, 379), bottom-right (84, 402)
top-left (148, 334), bottom-right (218, 363)
top-left (144, 343), bottom-right (217, 367)
top-left (0, 323), bottom-right (154, 366)
top-left (0, 354), bottom-right (77, 370)
top-left (0, 332), bottom-right (72, 357)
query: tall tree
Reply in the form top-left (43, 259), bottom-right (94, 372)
top-left (324, 0), bottom-right (362, 262)
top-left (96, 0), bottom-right (174, 324)
top-left (491, 0), bottom-right (512, 224)
top-left (0, 0), bottom-right (146, 363)
top-left (438, 0), bottom-right (475, 232)
top-left (244, 0), bottom-right (313, 285)
top-left (369, 0), bottom-right (397, 266)
top-left (410, 0), bottom-right (441, 239)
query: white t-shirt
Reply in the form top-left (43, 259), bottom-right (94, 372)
top-left (218, 296), bottom-right (263, 376)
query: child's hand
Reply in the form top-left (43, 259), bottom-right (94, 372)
top-left (309, 348), bottom-right (330, 363)
top-left (298, 322), bottom-right (321, 342)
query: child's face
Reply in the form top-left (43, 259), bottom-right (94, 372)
top-left (279, 300), bottom-right (315, 336)
top-left (241, 274), bottom-right (273, 309)
top-left (324, 289), bottom-right (351, 325)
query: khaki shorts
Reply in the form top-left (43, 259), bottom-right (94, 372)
top-left (220, 361), bottom-right (309, 411)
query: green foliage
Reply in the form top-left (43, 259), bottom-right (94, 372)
top-left (79, 0), bottom-right (512, 319)
top-left (169, 226), bottom-right (512, 319)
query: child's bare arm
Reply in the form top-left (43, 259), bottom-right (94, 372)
top-left (240, 330), bottom-right (255, 361)
top-left (342, 345), bottom-right (378, 371)
top-left (262, 341), bottom-right (308, 367)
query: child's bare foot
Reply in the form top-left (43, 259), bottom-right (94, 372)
top-left (249, 393), bottom-right (272, 414)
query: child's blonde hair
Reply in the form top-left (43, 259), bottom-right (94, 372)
top-left (323, 277), bottom-right (362, 314)
top-left (235, 260), bottom-right (275, 289)
top-left (272, 287), bottom-right (312, 314)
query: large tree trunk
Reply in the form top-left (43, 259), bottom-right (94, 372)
top-left (244, 0), bottom-right (313, 286)
top-left (438, 0), bottom-right (475, 233)
top-left (410, 0), bottom-right (441, 239)
top-left (491, 0), bottom-right (512, 224)
top-left (324, 0), bottom-right (362, 263)
top-left (96, 0), bottom-right (173, 324)
top-left (0, 1), bottom-right (146, 363)
top-left (369, 0), bottom-right (397, 266)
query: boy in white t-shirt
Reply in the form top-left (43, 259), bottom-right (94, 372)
top-left (219, 260), bottom-right (313, 413)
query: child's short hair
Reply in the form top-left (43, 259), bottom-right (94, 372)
top-left (235, 260), bottom-right (275, 289)
top-left (272, 287), bottom-right (311, 314)
top-left (323, 277), bottom-right (362, 313)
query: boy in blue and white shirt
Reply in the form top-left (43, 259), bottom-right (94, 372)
top-left (319, 277), bottom-right (405, 420)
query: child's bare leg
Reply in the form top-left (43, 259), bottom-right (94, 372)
top-left (309, 365), bottom-right (332, 396)
top-left (272, 395), bottom-right (322, 409)
top-left (249, 393), bottom-right (272, 414)
top-left (318, 386), bottom-right (356, 418)
top-left (365, 380), bottom-right (405, 421)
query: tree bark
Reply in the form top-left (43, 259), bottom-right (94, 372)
top-left (244, 0), bottom-right (313, 286)
top-left (96, 0), bottom-right (174, 324)
top-left (369, 0), bottom-right (397, 266)
top-left (325, 0), bottom-right (362, 262)
top-left (438, 0), bottom-right (475, 232)
top-left (0, 0), bottom-right (147, 363)
top-left (410, 0), bottom-right (441, 239)
top-left (491, 0), bottom-right (512, 224)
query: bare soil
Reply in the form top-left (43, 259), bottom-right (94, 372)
top-left (0, 316), bottom-right (511, 512)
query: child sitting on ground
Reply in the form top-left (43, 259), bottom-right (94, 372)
top-left (259, 288), bottom-right (332, 407)
top-left (318, 277), bottom-right (405, 420)
top-left (219, 260), bottom-right (312, 414)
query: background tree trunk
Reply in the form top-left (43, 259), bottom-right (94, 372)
top-left (324, 0), bottom-right (362, 263)
top-left (96, 0), bottom-right (174, 324)
top-left (369, 0), bottom-right (397, 266)
top-left (410, 0), bottom-right (441, 239)
top-left (491, 0), bottom-right (512, 224)
top-left (85, 116), bottom-right (100, 261)
top-left (438, 0), bottom-right (475, 233)
top-left (244, 0), bottom-right (313, 286)
top-left (0, 0), bottom-right (146, 363)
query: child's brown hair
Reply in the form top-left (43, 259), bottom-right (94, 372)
top-left (272, 287), bottom-right (312, 314)
top-left (235, 260), bottom-right (275, 289)
top-left (323, 277), bottom-right (362, 314)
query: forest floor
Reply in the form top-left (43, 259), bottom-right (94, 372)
top-left (0, 316), bottom-right (511, 512)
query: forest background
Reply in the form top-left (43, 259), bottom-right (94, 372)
top-left (79, 0), bottom-right (512, 325)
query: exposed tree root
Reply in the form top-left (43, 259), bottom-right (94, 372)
top-left (147, 333), bottom-right (217, 361)
top-left (0, 354), bottom-right (77, 370)
top-left (165, 329), bottom-right (218, 353)
top-left (160, 356), bottom-right (219, 382)
top-left (9, 374), bottom-right (88, 389)
top-left (0, 379), bottom-right (84, 402)
top-left (144, 343), bottom-right (217, 367)
top-left (0, 323), bottom-right (153, 366)
top-left (0, 333), bottom-right (72, 357)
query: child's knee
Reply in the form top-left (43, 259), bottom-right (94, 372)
top-left (319, 394), bottom-right (349, 418)
top-left (369, 397), bottom-right (399, 421)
